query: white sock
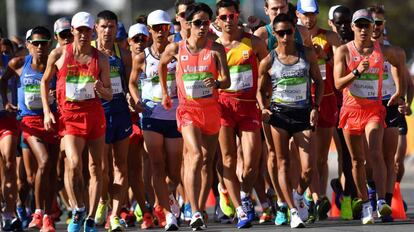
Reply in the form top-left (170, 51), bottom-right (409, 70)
top-left (240, 191), bottom-right (249, 199)
top-left (75, 206), bottom-right (86, 212)
top-left (236, 206), bottom-right (245, 217)
top-left (35, 209), bottom-right (44, 215)
top-left (277, 201), bottom-right (287, 207)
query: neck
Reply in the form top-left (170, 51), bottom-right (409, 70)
top-left (31, 55), bottom-right (47, 67)
top-left (221, 27), bottom-right (242, 42)
top-left (98, 38), bottom-right (114, 51)
top-left (188, 35), bottom-right (208, 50)
top-left (74, 41), bottom-right (92, 54)
top-left (152, 40), bottom-right (168, 55)
top-left (276, 42), bottom-right (296, 55)
top-left (354, 38), bottom-right (373, 50)
top-left (180, 29), bottom-right (190, 40)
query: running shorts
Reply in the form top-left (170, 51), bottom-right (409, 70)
top-left (141, 117), bottom-right (182, 138)
top-left (0, 115), bottom-right (19, 140)
top-left (21, 115), bottom-right (59, 144)
top-left (176, 103), bottom-right (221, 135)
top-left (399, 116), bottom-right (408, 135)
top-left (317, 94), bottom-right (338, 128)
top-left (268, 104), bottom-right (311, 136)
top-left (59, 110), bottom-right (106, 141)
top-left (339, 105), bottom-right (386, 135)
top-left (105, 110), bottom-right (133, 144)
top-left (219, 96), bottom-right (261, 131)
top-left (383, 100), bottom-right (402, 128)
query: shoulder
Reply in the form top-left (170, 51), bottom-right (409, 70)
top-left (8, 56), bottom-right (26, 70)
top-left (253, 26), bottom-right (268, 39)
top-left (49, 46), bottom-right (65, 60)
top-left (132, 51), bottom-right (146, 64)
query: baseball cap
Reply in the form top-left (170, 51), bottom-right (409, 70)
top-left (128, 23), bottom-right (149, 38)
top-left (297, 0), bottom-right (319, 14)
top-left (25, 29), bottom-right (33, 41)
top-left (116, 22), bottom-right (128, 40)
top-left (328, 5), bottom-right (342, 20)
top-left (71, 12), bottom-right (94, 29)
top-left (147, 10), bottom-right (171, 26)
top-left (54, 17), bottom-right (71, 34)
top-left (352, 9), bottom-right (374, 23)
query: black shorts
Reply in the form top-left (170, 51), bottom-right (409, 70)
top-left (268, 104), bottom-right (311, 136)
top-left (140, 117), bottom-right (182, 138)
top-left (383, 100), bottom-right (403, 128)
top-left (399, 116), bottom-right (408, 135)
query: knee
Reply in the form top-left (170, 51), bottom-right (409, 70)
top-left (222, 154), bottom-right (236, 170)
top-left (302, 166), bottom-right (313, 181)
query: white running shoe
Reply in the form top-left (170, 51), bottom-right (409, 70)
top-left (190, 211), bottom-right (204, 230)
top-left (361, 202), bottom-right (374, 225)
top-left (165, 213), bottom-right (179, 231)
top-left (290, 208), bottom-right (305, 228)
top-left (293, 190), bottom-right (309, 222)
top-left (169, 194), bottom-right (181, 219)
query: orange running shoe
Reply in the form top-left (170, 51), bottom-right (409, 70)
top-left (153, 205), bottom-right (167, 228)
top-left (28, 211), bottom-right (42, 229)
top-left (41, 215), bottom-right (56, 232)
top-left (141, 212), bottom-right (154, 229)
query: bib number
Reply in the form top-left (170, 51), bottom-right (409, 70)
top-left (66, 75), bottom-right (96, 101)
top-left (349, 73), bottom-right (379, 99)
top-left (225, 65), bottom-right (253, 92)
top-left (183, 73), bottom-right (213, 99)
top-left (272, 77), bottom-right (307, 105)
top-left (110, 75), bottom-right (123, 95)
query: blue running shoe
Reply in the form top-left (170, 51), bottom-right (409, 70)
top-left (16, 206), bottom-right (30, 228)
top-left (67, 209), bottom-right (86, 232)
top-left (236, 212), bottom-right (251, 229)
top-left (241, 197), bottom-right (254, 222)
top-left (368, 186), bottom-right (377, 210)
top-left (275, 205), bottom-right (288, 226)
top-left (184, 203), bottom-right (192, 222)
top-left (84, 218), bottom-right (97, 232)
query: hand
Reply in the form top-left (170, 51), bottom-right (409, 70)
top-left (43, 111), bottom-right (56, 132)
top-left (310, 108), bottom-right (318, 128)
top-left (387, 93), bottom-right (400, 107)
top-left (261, 108), bottom-right (272, 123)
top-left (405, 102), bottom-right (412, 116)
top-left (357, 57), bottom-right (370, 74)
top-left (94, 80), bottom-right (105, 97)
top-left (126, 93), bottom-right (136, 112)
top-left (314, 44), bottom-right (328, 60)
top-left (203, 77), bottom-right (216, 88)
top-left (162, 94), bottom-right (172, 110)
top-left (5, 102), bottom-right (17, 113)
top-left (134, 101), bottom-right (144, 113)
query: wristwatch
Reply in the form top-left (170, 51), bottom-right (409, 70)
top-left (352, 68), bottom-right (361, 77)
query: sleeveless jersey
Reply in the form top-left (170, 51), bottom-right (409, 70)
top-left (18, 55), bottom-right (56, 116)
top-left (269, 43), bottom-right (311, 109)
top-left (56, 43), bottom-right (102, 112)
top-left (141, 47), bottom-right (178, 120)
top-left (217, 33), bottom-right (259, 100)
top-left (381, 40), bottom-right (395, 100)
top-left (176, 39), bottom-right (219, 107)
top-left (265, 24), bottom-right (303, 51)
top-left (311, 29), bottom-right (334, 96)
top-left (343, 41), bottom-right (384, 108)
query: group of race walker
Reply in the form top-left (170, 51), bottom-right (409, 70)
top-left (0, 0), bottom-right (412, 231)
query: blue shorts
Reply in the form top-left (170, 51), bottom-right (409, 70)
top-left (105, 110), bottom-right (133, 144)
top-left (140, 117), bottom-right (182, 138)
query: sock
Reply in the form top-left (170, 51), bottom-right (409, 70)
top-left (266, 188), bottom-right (275, 196)
top-left (385, 193), bottom-right (393, 206)
top-left (367, 180), bottom-right (376, 190)
top-left (240, 191), bottom-right (249, 199)
top-left (277, 201), bottom-right (287, 207)
top-left (35, 209), bottom-right (44, 215)
top-left (236, 206), bottom-right (244, 217)
top-left (75, 206), bottom-right (86, 212)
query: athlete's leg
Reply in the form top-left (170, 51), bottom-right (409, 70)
top-left (395, 134), bottom-right (406, 182)
top-left (293, 130), bottom-right (314, 196)
top-left (199, 133), bottom-right (219, 211)
top-left (165, 137), bottom-right (183, 192)
top-left (239, 129), bottom-right (262, 195)
top-left (86, 135), bottom-right (104, 218)
top-left (127, 139), bottom-right (147, 211)
top-left (0, 135), bottom-right (18, 217)
top-left (315, 127), bottom-right (333, 196)
top-left (383, 128), bottom-right (398, 199)
top-left (110, 137), bottom-right (129, 217)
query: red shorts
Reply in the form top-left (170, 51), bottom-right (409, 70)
top-left (129, 123), bottom-right (143, 145)
top-left (59, 110), bottom-right (106, 141)
top-left (177, 103), bottom-right (221, 135)
top-left (0, 115), bottom-right (19, 140)
top-left (339, 105), bottom-right (386, 135)
top-left (317, 93), bottom-right (338, 128)
top-left (21, 115), bottom-right (59, 144)
top-left (219, 96), bottom-right (261, 131)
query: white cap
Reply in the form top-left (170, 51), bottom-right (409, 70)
top-left (54, 17), bottom-right (71, 34)
top-left (147, 10), bottom-right (171, 26)
top-left (25, 29), bottom-right (33, 41)
top-left (328, 5), bottom-right (342, 20)
top-left (128, 23), bottom-right (149, 38)
top-left (71, 12), bottom-right (94, 29)
top-left (297, 0), bottom-right (319, 14)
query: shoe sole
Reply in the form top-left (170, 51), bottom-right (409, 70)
top-left (190, 218), bottom-right (203, 229)
top-left (291, 222), bottom-right (305, 228)
top-left (165, 224), bottom-right (179, 231)
top-left (362, 220), bottom-right (374, 225)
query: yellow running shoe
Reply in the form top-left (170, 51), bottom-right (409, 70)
top-left (341, 196), bottom-right (353, 220)
top-left (109, 216), bottom-right (126, 232)
top-left (134, 204), bottom-right (143, 224)
top-left (218, 183), bottom-right (235, 217)
top-left (95, 202), bottom-right (107, 226)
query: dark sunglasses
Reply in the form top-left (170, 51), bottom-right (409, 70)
top-left (354, 22), bottom-right (371, 29)
top-left (132, 35), bottom-right (148, 43)
top-left (30, 40), bottom-right (49, 46)
top-left (274, 29), bottom-right (293, 37)
top-left (374, 20), bottom-right (384, 26)
top-left (150, 24), bottom-right (171, 32)
top-left (58, 30), bottom-right (73, 39)
top-left (177, 12), bottom-right (186, 18)
top-left (218, 13), bottom-right (239, 21)
top-left (190, 19), bottom-right (210, 27)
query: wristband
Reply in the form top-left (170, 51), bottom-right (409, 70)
top-left (352, 68), bottom-right (361, 77)
top-left (214, 79), bottom-right (221, 89)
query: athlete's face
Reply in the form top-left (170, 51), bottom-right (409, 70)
top-left (297, 12), bottom-right (317, 30)
top-left (95, 19), bottom-right (117, 43)
top-left (265, 0), bottom-right (288, 22)
top-left (128, 34), bottom-right (148, 54)
top-left (149, 24), bottom-right (171, 43)
top-left (28, 34), bottom-right (50, 58)
top-left (372, 13), bottom-right (385, 40)
top-left (55, 29), bottom-right (74, 46)
top-left (273, 21), bottom-right (294, 45)
top-left (188, 12), bottom-right (211, 39)
top-left (217, 6), bottom-right (239, 33)
top-left (176, 4), bottom-right (188, 26)
top-left (332, 12), bottom-right (353, 42)
top-left (352, 19), bottom-right (373, 42)
top-left (71, 26), bottom-right (93, 46)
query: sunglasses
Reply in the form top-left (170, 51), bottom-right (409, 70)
top-left (58, 30), bottom-right (73, 39)
top-left (177, 12), bottom-right (186, 18)
top-left (150, 24), bottom-right (171, 32)
top-left (274, 29), bottom-right (293, 37)
top-left (218, 13), bottom-right (239, 21)
top-left (132, 35), bottom-right (148, 43)
top-left (374, 20), bottom-right (385, 26)
top-left (30, 40), bottom-right (50, 46)
top-left (354, 22), bottom-right (371, 29)
top-left (190, 19), bottom-right (210, 28)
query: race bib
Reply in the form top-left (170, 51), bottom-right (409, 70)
top-left (273, 77), bottom-right (307, 104)
top-left (318, 59), bottom-right (327, 80)
top-left (110, 74), bottom-right (123, 95)
top-left (152, 74), bottom-right (177, 102)
top-left (225, 65), bottom-right (253, 92)
top-left (349, 73), bottom-right (379, 99)
top-left (183, 72), bottom-right (213, 99)
top-left (66, 75), bottom-right (96, 101)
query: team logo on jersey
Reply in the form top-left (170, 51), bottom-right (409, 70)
top-left (181, 55), bottom-right (188, 61)
top-left (242, 50), bottom-right (249, 59)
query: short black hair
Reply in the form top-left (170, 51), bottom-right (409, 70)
top-left (332, 6), bottom-right (351, 19)
top-left (367, 4), bottom-right (385, 16)
top-left (175, 0), bottom-right (195, 13)
top-left (135, 14), bottom-right (147, 25)
top-left (264, 0), bottom-right (288, 8)
top-left (30, 26), bottom-right (52, 40)
top-left (97, 10), bottom-right (118, 23)
top-left (216, 0), bottom-right (240, 15)
top-left (185, 3), bottom-right (213, 21)
top-left (272, 13), bottom-right (294, 29)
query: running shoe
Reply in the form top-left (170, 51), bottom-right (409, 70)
top-left (183, 203), bottom-right (192, 222)
top-left (67, 209), bottom-right (86, 232)
top-left (109, 216), bottom-right (126, 231)
top-left (361, 202), bottom-right (374, 225)
top-left (153, 205), bottom-right (167, 228)
top-left (266, 189), bottom-right (278, 215)
top-left (275, 204), bottom-right (288, 226)
top-left (169, 194), bottom-right (181, 219)
top-left (16, 206), bottom-right (30, 228)
top-left (2, 217), bottom-right (23, 232)
top-left (66, 210), bottom-right (72, 225)
top-left (293, 191), bottom-right (308, 222)
top-left (190, 212), bottom-right (204, 231)
top-left (218, 184), bottom-right (235, 217)
top-left (120, 208), bottom-right (135, 227)
top-left (259, 207), bottom-right (273, 224)
top-left (42, 215), bottom-right (56, 232)
top-left (134, 204), bottom-right (143, 223)
top-left (340, 196), bottom-right (353, 220)
top-left (28, 211), bottom-right (43, 229)
top-left (214, 201), bottom-right (233, 224)
top-left (290, 209), bottom-right (305, 229)
top-left (141, 212), bottom-right (154, 230)
top-left (377, 199), bottom-right (392, 218)
top-left (94, 201), bottom-right (107, 226)
top-left (84, 218), bottom-right (97, 232)
top-left (352, 198), bottom-right (363, 220)
top-left (236, 210), bottom-right (251, 229)
top-left (367, 186), bottom-right (377, 211)
top-left (317, 196), bottom-right (331, 220)
top-left (241, 197), bottom-right (255, 222)
top-left (165, 213), bottom-right (179, 231)
top-left (306, 201), bottom-right (316, 224)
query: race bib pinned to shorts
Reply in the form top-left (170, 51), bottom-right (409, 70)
top-left (225, 64), bottom-right (253, 92)
top-left (182, 72), bottom-right (213, 99)
top-left (65, 75), bottom-right (96, 101)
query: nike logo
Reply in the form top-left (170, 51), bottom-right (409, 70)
top-left (203, 54), bottom-right (210, 60)
top-left (24, 73), bottom-right (37, 78)
top-left (125, 126), bottom-right (132, 132)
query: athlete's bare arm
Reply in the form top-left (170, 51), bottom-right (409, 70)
top-left (251, 35), bottom-right (269, 61)
top-left (257, 53), bottom-right (273, 122)
top-left (1, 56), bottom-right (24, 112)
top-left (334, 44), bottom-right (368, 90)
top-left (212, 42), bottom-right (230, 89)
top-left (120, 47), bottom-right (133, 87)
top-left (95, 51), bottom-right (112, 101)
top-left (128, 51), bottom-right (146, 112)
top-left (297, 25), bottom-right (313, 48)
top-left (306, 47), bottom-right (324, 106)
top-left (159, 42), bottom-right (179, 110)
